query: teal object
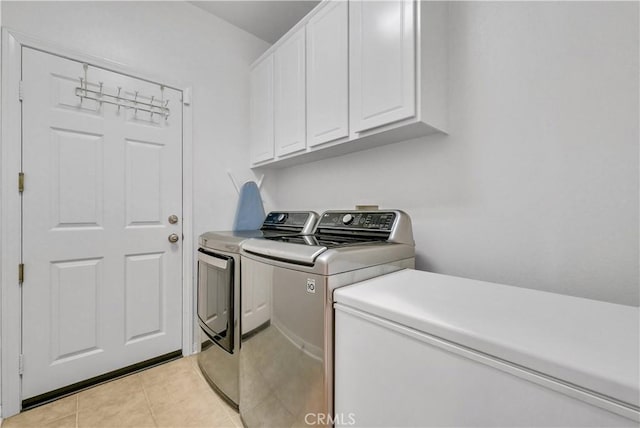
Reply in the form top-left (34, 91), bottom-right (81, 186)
top-left (233, 181), bottom-right (265, 231)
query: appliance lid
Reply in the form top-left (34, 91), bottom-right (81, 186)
top-left (334, 269), bottom-right (640, 411)
top-left (265, 234), bottom-right (388, 249)
top-left (199, 230), bottom-right (266, 252)
top-left (241, 238), bottom-right (327, 265)
top-left (199, 211), bottom-right (320, 252)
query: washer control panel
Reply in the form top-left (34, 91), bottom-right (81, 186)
top-left (319, 211), bottom-right (396, 231)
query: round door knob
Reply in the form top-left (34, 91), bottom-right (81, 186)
top-left (168, 215), bottom-right (179, 224)
top-left (342, 214), bottom-right (354, 225)
top-left (168, 233), bottom-right (180, 243)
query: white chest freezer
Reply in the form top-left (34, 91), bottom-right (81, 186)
top-left (334, 269), bottom-right (639, 427)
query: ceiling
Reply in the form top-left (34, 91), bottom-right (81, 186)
top-left (189, 1), bottom-right (320, 44)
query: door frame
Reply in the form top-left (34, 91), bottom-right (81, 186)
top-left (0, 29), bottom-right (195, 418)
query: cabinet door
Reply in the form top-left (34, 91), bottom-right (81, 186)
top-left (274, 29), bottom-right (306, 157)
top-left (306, 1), bottom-right (349, 147)
top-left (350, 0), bottom-right (416, 134)
top-left (250, 55), bottom-right (274, 164)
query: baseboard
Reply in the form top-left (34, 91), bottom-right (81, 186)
top-left (21, 350), bottom-right (182, 411)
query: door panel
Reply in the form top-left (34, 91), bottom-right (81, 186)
top-left (274, 29), bottom-right (307, 156)
top-left (350, 0), bottom-right (416, 133)
top-left (50, 258), bottom-right (102, 361)
top-left (124, 253), bottom-right (164, 343)
top-left (306, 0), bottom-right (349, 147)
top-left (21, 47), bottom-right (183, 400)
top-left (51, 129), bottom-right (104, 228)
top-left (125, 140), bottom-right (163, 226)
top-left (250, 55), bottom-right (275, 164)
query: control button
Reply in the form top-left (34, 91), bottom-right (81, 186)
top-left (342, 214), bottom-right (354, 225)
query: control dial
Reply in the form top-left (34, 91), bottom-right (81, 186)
top-left (342, 214), bottom-right (355, 225)
top-left (276, 213), bottom-right (287, 223)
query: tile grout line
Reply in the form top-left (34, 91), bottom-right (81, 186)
top-left (11, 357), bottom-right (238, 428)
top-left (138, 374), bottom-right (160, 428)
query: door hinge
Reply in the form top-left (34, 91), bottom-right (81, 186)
top-left (18, 354), bottom-right (24, 375)
top-left (18, 172), bottom-right (24, 193)
top-left (19, 80), bottom-right (24, 102)
top-left (18, 263), bottom-right (24, 284)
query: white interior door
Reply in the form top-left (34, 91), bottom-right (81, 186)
top-left (21, 48), bottom-right (183, 400)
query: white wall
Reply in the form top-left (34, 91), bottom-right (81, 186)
top-left (2, 0), bottom-right (272, 239)
top-left (273, 1), bottom-right (639, 306)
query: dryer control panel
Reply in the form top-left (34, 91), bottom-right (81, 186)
top-left (261, 211), bottom-right (319, 234)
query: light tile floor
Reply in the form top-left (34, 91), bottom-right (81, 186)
top-left (1, 356), bottom-right (242, 428)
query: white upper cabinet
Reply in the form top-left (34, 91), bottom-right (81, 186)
top-left (249, 0), bottom-right (448, 168)
top-left (274, 28), bottom-right (307, 157)
top-left (306, 1), bottom-right (349, 147)
top-left (349, 0), bottom-right (416, 134)
top-left (250, 54), bottom-right (274, 165)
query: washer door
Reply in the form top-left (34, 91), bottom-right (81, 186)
top-left (239, 256), bottom-right (326, 427)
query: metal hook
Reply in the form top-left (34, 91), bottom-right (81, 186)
top-left (82, 64), bottom-right (89, 98)
top-left (116, 87), bottom-right (122, 113)
top-left (164, 99), bottom-right (170, 120)
top-left (79, 77), bottom-right (84, 104)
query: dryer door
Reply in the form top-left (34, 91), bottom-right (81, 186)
top-left (197, 248), bottom-right (234, 353)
